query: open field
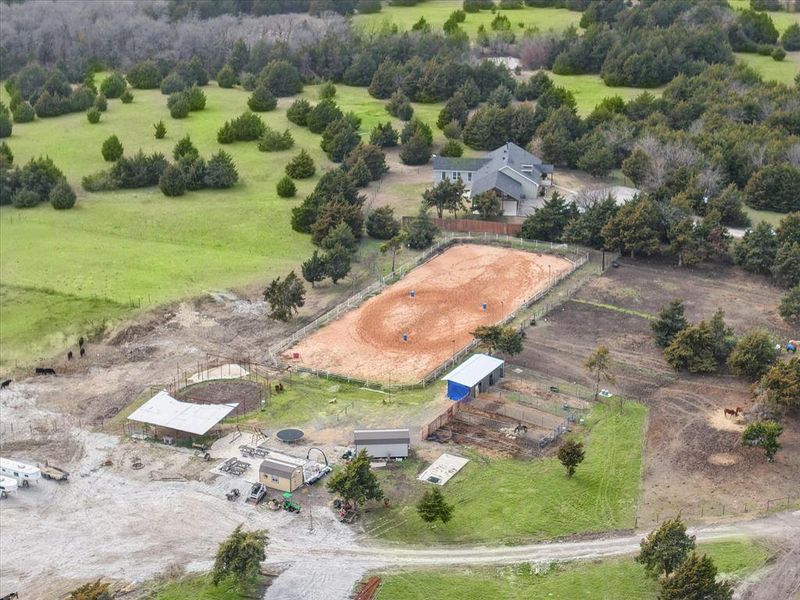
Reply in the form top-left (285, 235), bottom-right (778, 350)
top-left (363, 401), bottom-right (646, 544)
top-left (0, 81), bottom-right (444, 368)
top-left (373, 539), bottom-right (772, 600)
top-left (513, 258), bottom-right (799, 526)
top-left (736, 51), bottom-right (800, 84)
top-left (746, 205), bottom-right (792, 227)
top-left (288, 244), bottom-right (573, 383)
top-left (546, 72), bottom-right (664, 116)
top-left (354, 0), bottom-right (582, 36)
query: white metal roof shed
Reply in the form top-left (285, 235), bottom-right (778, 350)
top-left (442, 354), bottom-right (505, 387)
top-left (127, 390), bottom-right (237, 436)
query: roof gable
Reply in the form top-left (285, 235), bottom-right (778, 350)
top-left (442, 354), bottom-right (505, 387)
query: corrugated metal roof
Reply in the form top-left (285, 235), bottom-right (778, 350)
top-left (354, 429), bottom-right (410, 443)
top-left (442, 354), bottom-right (504, 388)
top-left (127, 390), bottom-right (237, 435)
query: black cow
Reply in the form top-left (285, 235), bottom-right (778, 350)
top-left (80, 347), bottom-right (86, 358)
top-left (0, 379), bottom-right (11, 389)
top-left (35, 368), bottom-right (56, 376)
top-left (67, 351), bottom-right (73, 360)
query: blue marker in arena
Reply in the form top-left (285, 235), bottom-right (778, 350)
top-left (402, 332), bottom-right (408, 342)
top-left (482, 303), bottom-right (488, 311)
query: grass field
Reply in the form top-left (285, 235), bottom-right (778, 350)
top-left (154, 574), bottom-right (244, 600)
top-left (0, 81), bottom-right (441, 367)
top-left (374, 539), bottom-right (771, 600)
top-left (735, 51), bottom-right (800, 84)
top-left (354, 0), bottom-right (582, 36)
top-left (365, 402), bottom-right (646, 544)
top-left (746, 206), bottom-right (790, 227)
top-left (546, 72), bottom-right (663, 115)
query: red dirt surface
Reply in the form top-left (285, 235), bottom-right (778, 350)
top-left (288, 244), bottom-right (573, 383)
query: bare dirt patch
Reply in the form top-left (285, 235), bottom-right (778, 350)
top-left (511, 258), bottom-right (799, 525)
top-left (174, 378), bottom-right (265, 416)
top-left (288, 244), bottom-right (573, 383)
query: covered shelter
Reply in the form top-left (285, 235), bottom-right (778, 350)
top-left (442, 354), bottom-right (505, 401)
top-left (354, 429), bottom-right (410, 459)
top-left (126, 390), bottom-right (237, 441)
top-left (259, 453), bottom-right (305, 492)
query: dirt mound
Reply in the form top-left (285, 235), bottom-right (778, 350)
top-left (708, 453), bottom-right (741, 466)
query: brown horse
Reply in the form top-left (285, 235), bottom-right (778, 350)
top-left (724, 408), bottom-right (737, 418)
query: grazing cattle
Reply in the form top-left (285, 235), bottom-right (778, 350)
top-left (78, 337), bottom-right (85, 348)
top-left (35, 368), bottom-right (56, 376)
top-left (67, 351), bottom-right (73, 360)
top-left (723, 408), bottom-right (737, 418)
top-left (80, 347), bottom-right (86, 358)
top-left (0, 379), bottom-right (11, 389)
top-left (735, 406), bottom-right (744, 416)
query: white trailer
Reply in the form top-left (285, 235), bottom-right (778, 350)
top-left (0, 475), bottom-right (18, 497)
top-left (0, 457), bottom-right (41, 487)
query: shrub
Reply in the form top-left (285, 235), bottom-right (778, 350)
top-left (240, 72), bottom-right (257, 91)
top-left (728, 330), bottom-right (777, 380)
top-left (178, 156), bottom-right (207, 190)
top-left (348, 158), bottom-right (371, 187)
top-left (12, 101), bottom-right (35, 123)
top-left (779, 285), bottom-right (800, 325)
top-left (127, 60), bottom-right (162, 89)
top-left (216, 64), bottom-right (237, 88)
top-left (442, 120), bottom-right (462, 140)
top-left (49, 179), bottom-right (76, 209)
top-left (369, 122), bottom-right (399, 147)
top-left (81, 170), bottom-right (118, 192)
top-left (319, 81), bottom-right (337, 100)
top-left (160, 72), bottom-right (187, 95)
top-left (400, 133), bottom-right (432, 165)
top-left (744, 164), bottom-right (800, 213)
top-left (772, 47), bottom-right (786, 61)
top-left (357, 0), bottom-right (382, 13)
top-left (184, 85), bottom-right (206, 111)
top-left (782, 23), bottom-right (800, 51)
top-left (94, 94), bottom-right (107, 112)
top-left (120, 89), bottom-right (134, 104)
top-left (439, 139), bottom-right (463, 157)
top-left (100, 72), bottom-right (127, 99)
top-left (13, 188), bottom-right (40, 208)
top-left (218, 111), bottom-right (266, 143)
top-left (258, 127), bottom-right (294, 152)
top-left (0, 113), bottom-right (11, 138)
top-left (173, 135), bottom-right (199, 161)
top-left (258, 60), bottom-right (303, 96)
top-left (386, 91), bottom-right (413, 121)
top-left (168, 94), bottom-right (189, 119)
top-left (86, 107), bottom-right (101, 123)
top-left (217, 122), bottom-right (235, 144)
top-left (343, 143), bottom-right (388, 181)
top-left (205, 150), bottom-right (239, 189)
top-left (248, 84), bottom-right (277, 112)
top-left (321, 118), bottom-right (361, 162)
top-left (101, 135), bottom-right (124, 162)
top-left (153, 120), bottom-right (166, 139)
top-left (307, 99), bottom-right (344, 134)
top-left (276, 175), bottom-right (296, 198)
top-left (159, 164), bottom-right (186, 196)
top-left (111, 151), bottom-right (168, 188)
top-left (285, 149), bottom-right (316, 179)
top-left (287, 98), bottom-right (312, 126)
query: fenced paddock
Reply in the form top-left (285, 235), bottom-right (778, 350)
top-left (283, 241), bottom-right (583, 385)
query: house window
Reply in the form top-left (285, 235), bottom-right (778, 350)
top-left (271, 475), bottom-right (279, 483)
top-left (455, 171), bottom-right (461, 180)
top-left (467, 172), bottom-right (472, 182)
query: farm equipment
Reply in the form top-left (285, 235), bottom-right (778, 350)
top-left (219, 457), bottom-right (249, 476)
top-left (239, 444), bottom-right (268, 459)
top-left (246, 483), bottom-right (267, 505)
top-left (226, 488), bottom-right (240, 501)
top-left (40, 464), bottom-right (69, 482)
top-left (192, 443), bottom-right (211, 461)
top-left (282, 491), bottom-right (301, 513)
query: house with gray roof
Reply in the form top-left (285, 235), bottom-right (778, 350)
top-left (432, 142), bottom-right (554, 217)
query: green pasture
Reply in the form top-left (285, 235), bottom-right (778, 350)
top-left (735, 51), bottom-right (800, 84)
top-left (354, 0), bottom-right (582, 36)
top-left (365, 402), bottom-right (647, 544)
top-left (374, 539), bottom-right (771, 600)
top-left (746, 206), bottom-right (790, 227)
top-left (0, 81), bottom-right (440, 367)
top-left (546, 72), bottom-right (663, 116)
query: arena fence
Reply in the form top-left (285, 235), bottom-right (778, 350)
top-left (270, 234), bottom-right (589, 391)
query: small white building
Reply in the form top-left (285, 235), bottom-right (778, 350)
top-left (127, 390), bottom-right (238, 441)
top-left (0, 457), bottom-right (41, 487)
top-left (354, 429), bottom-right (410, 459)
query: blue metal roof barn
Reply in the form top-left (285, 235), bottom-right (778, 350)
top-left (442, 354), bottom-right (505, 401)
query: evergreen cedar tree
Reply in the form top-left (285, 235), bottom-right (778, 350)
top-left (258, 128), bottom-right (294, 152)
top-left (99, 72), bottom-right (126, 99)
top-left (216, 64), bottom-right (237, 88)
top-left (159, 164), bottom-right (186, 197)
top-left (347, 158), bottom-right (371, 187)
top-left (663, 310), bottom-right (735, 375)
top-left (86, 107), bottom-right (101, 123)
top-left (472, 190), bottom-right (502, 218)
top-left (173, 135), bottom-right (199, 161)
top-left (324, 245), bottom-right (352, 284)
top-left (153, 120), bottom-right (166, 139)
top-left (557, 439), bottom-right (585, 478)
top-left (285, 150), bottom-right (315, 179)
top-left (636, 516), bottom-right (696, 578)
top-left (94, 94), bottom-right (107, 112)
top-left (344, 144), bottom-right (388, 181)
top-left (247, 84), bottom-right (277, 112)
top-left (49, 180), bottom-right (76, 210)
top-left (12, 101), bottom-right (35, 123)
top-left (520, 192), bottom-right (577, 242)
top-left (307, 99), bottom-right (343, 134)
top-left (120, 89), bottom-right (134, 103)
top-left (369, 122), bottom-right (398, 148)
top-left (205, 151), bottom-right (239, 189)
top-left (263, 270), bottom-right (305, 322)
top-left (101, 135), bottom-right (124, 162)
top-left (652, 300), bottom-right (689, 348)
top-left (439, 139), bottom-right (463, 158)
top-left (416, 488), bottom-right (454, 525)
top-left (400, 133), bottom-right (431, 165)
top-left (422, 179), bottom-right (466, 219)
top-left (726, 330), bottom-right (777, 380)
top-left (301, 250), bottom-right (326, 288)
top-left (168, 95), bottom-right (189, 119)
top-left (286, 99), bottom-right (312, 126)
top-left (779, 285), bottom-right (800, 326)
top-left (366, 206), bottom-right (400, 240)
top-left (320, 118), bottom-right (360, 162)
top-left (217, 112), bottom-right (266, 143)
top-left (212, 525), bottom-right (267, 587)
top-left (742, 420), bottom-right (783, 462)
top-left (759, 357), bottom-right (800, 409)
top-left (127, 60), bottom-right (162, 89)
top-left (276, 175), bottom-right (296, 198)
top-left (658, 553), bottom-right (733, 600)
top-left (321, 222), bottom-right (357, 252)
top-left (406, 208), bottom-right (438, 250)
top-left (326, 449), bottom-right (383, 505)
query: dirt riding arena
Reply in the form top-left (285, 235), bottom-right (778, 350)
top-left (174, 378), bottom-right (265, 416)
top-left (287, 245), bottom-right (573, 383)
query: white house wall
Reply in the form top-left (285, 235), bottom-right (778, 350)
top-left (355, 443), bottom-right (409, 459)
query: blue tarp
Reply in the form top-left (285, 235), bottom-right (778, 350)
top-left (447, 380), bottom-right (470, 401)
